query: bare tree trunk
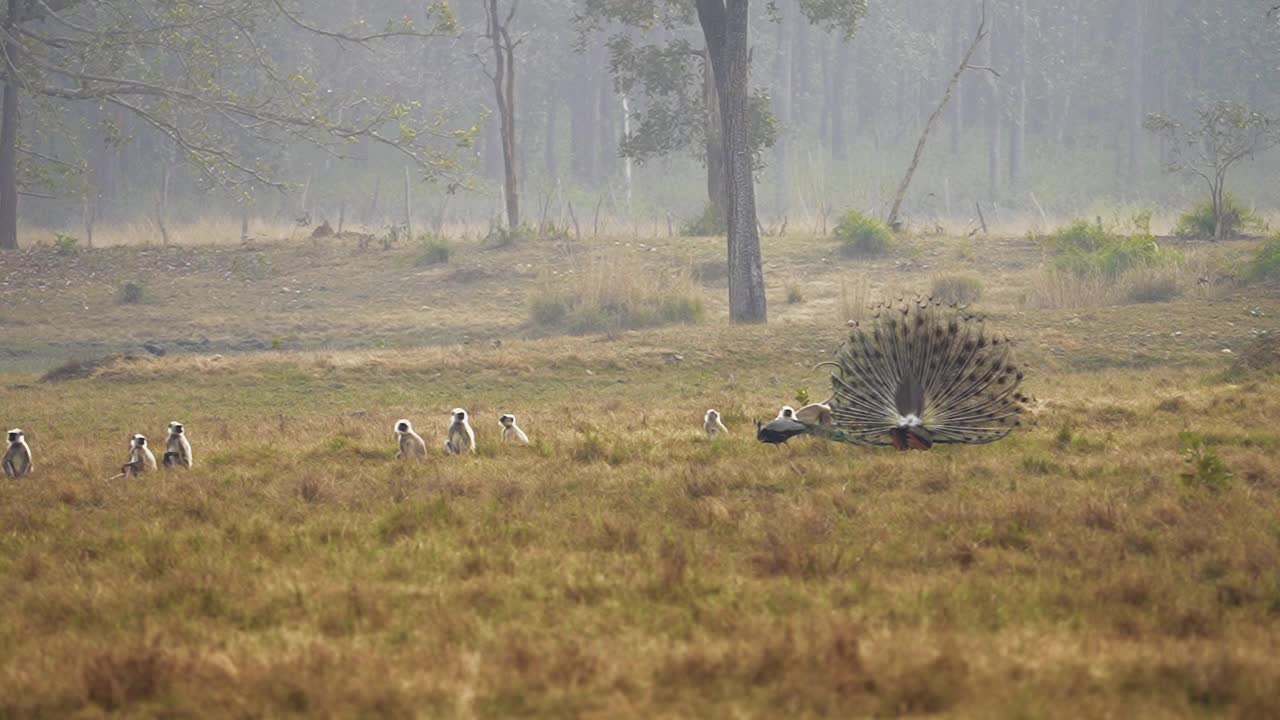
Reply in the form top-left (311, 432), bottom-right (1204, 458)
top-left (887, 10), bottom-right (990, 230)
top-left (696, 0), bottom-right (767, 324)
top-left (1127, 0), bottom-right (1146, 189)
top-left (484, 0), bottom-right (520, 228)
top-left (703, 50), bottom-right (727, 224)
top-left (830, 37), bottom-right (848, 161)
top-left (792, 6), bottom-right (809, 110)
top-left (948, 1), bottom-right (968, 155)
top-left (0, 1), bottom-right (19, 251)
top-left (157, 156), bottom-right (171, 245)
top-left (772, 0), bottom-right (793, 218)
top-left (983, 12), bottom-right (1001, 204)
top-left (596, 58), bottom-right (615, 180)
top-left (403, 165), bottom-right (413, 240)
top-left (1008, 0), bottom-right (1027, 190)
top-left (544, 90), bottom-right (558, 179)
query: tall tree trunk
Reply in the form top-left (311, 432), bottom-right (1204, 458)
top-left (570, 52), bottom-right (598, 182)
top-left (1008, 0), bottom-right (1027, 191)
top-left (0, 0), bottom-right (19, 251)
top-left (772, 0), bottom-right (793, 217)
top-left (984, 12), bottom-right (1001, 204)
top-left (948, 1), bottom-right (968, 155)
top-left (791, 7), bottom-right (809, 111)
top-left (596, 58), bottom-right (615, 180)
top-left (544, 89), bottom-right (558, 179)
top-left (485, 0), bottom-right (519, 228)
top-left (830, 37), bottom-right (848, 162)
top-left (1126, 0), bottom-right (1146, 189)
top-left (696, 0), bottom-right (767, 324)
top-left (703, 50), bottom-right (727, 224)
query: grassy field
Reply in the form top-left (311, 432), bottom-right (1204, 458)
top-left (1, 229), bottom-right (1278, 717)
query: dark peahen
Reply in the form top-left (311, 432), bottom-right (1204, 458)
top-left (759, 299), bottom-right (1030, 450)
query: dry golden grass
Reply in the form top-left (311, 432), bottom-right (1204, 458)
top-left (0, 229), bottom-right (1278, 716)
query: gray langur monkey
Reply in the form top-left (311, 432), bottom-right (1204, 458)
top-left (395, 419), bottom-right (427, 459)
top-left (3, 429), bottom-right (33, 478)
top-left (498, 414), bottom-right (529, 444)
top-left (111, 434), bottom-right (157, 479)
top-left (794, 402), bottom-right (833, 427)
top-left (163, 421), bottom-right (193, 468)
top-left (445, 408), bottom-right (475, 455)
top-left (703, 409), bottom-right (729, 437)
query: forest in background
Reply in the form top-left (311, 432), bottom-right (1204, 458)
top-left (4, 0), bottom-right (1280, 241)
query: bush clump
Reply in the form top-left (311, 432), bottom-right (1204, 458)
top-left (1174, 194), bottom-right (1261, 240)
top-left (681, 204), bottom-right (727, 237)
top-left (528, 255), bottom-right (704, 334)
top-left (930, 274), bottom-right (984, 305)
top-left (1039, 220), bottom-right (1181, 279)
top-left (53, 233), bottom-right (79, 256)
top-left (119, 281), bottom-right (146, 304)
top-left (415, 235), bottom-right (452, 266)
top-left (1247, 236), bottom-right (1280, 282)
top-left (834, 210), bottom-right (893, 257)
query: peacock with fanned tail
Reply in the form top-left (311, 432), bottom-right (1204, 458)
top-left (756, 299), bottom-right (1031, 450)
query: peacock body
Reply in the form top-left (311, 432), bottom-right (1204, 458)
top-left (817, 299), bottom-right (1030, 450)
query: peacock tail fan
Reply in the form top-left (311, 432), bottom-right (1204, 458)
top-left (825, 298), bottom-right (1029, 447)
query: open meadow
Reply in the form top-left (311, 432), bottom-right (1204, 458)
top-left (1, 228), bottom-right (1279, 717)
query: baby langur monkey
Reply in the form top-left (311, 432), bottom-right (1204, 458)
top-left (111, 434), bottom-right (157, 479)
top-left (498, 414), bottom-right (529, 444)
top-left (445, 408), bottom-right (475, 455)
top-left (3, 429), bottom-right (33, 478)
top-left (776, 405), bottom-right (796, 420)
top-left (703, 409), bottom-right (729, 437)
top-left (394, 419), bottom-right (427, 459)
top-left (163, 421), bottom-right (193, 469)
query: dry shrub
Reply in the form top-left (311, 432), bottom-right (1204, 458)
top-left (83, 644), bottom-right (175, 711)
top-left (1120, 265), bottom-right (1184, 304)
top-left (528, 253), bottom-right (704, 334)
top-left (1024, 263), bottom-right (1189, 309)
top-left (1022, 269), bottom-right (1113, 309)
top-left (929, 273), bottom-right (983, 305)
top-left (1231, 333), bottom-right (1279, 375)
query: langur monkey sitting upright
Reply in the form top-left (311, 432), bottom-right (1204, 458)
top-left (111, 434), bottom-right (157, 479)
top-left (394, 419), bottom-right (427, 459)
top-left (445, 408), bottom-right (475, 455)
top-left (498, 414), bottom-right (529, 444)
top-left (703, 409), bottom-right (729, 437)
top-left (3, 429), bottom-right (32, 478)
top-left (163, 421), bottom-right (193, 468)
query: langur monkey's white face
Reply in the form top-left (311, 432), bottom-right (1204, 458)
top-left (452, 409), bottom-right (468, 424)
top-left (169, 422), bottom-right (185, 435)
top-left (7, 429), bottom-right (22, 444)
top-left (395, 420), bottom-right (413, 434)
top-left (133, 434), bottom-right (148, 448)
top-left (705, 410), bottom-right (720, 423)
top-left (499, 414), bottom-right (515, 428)
top-left (778, 406), bottom-right (795, 419)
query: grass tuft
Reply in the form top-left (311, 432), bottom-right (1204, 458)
top-left (929, 273), bottom-right (983, 305)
